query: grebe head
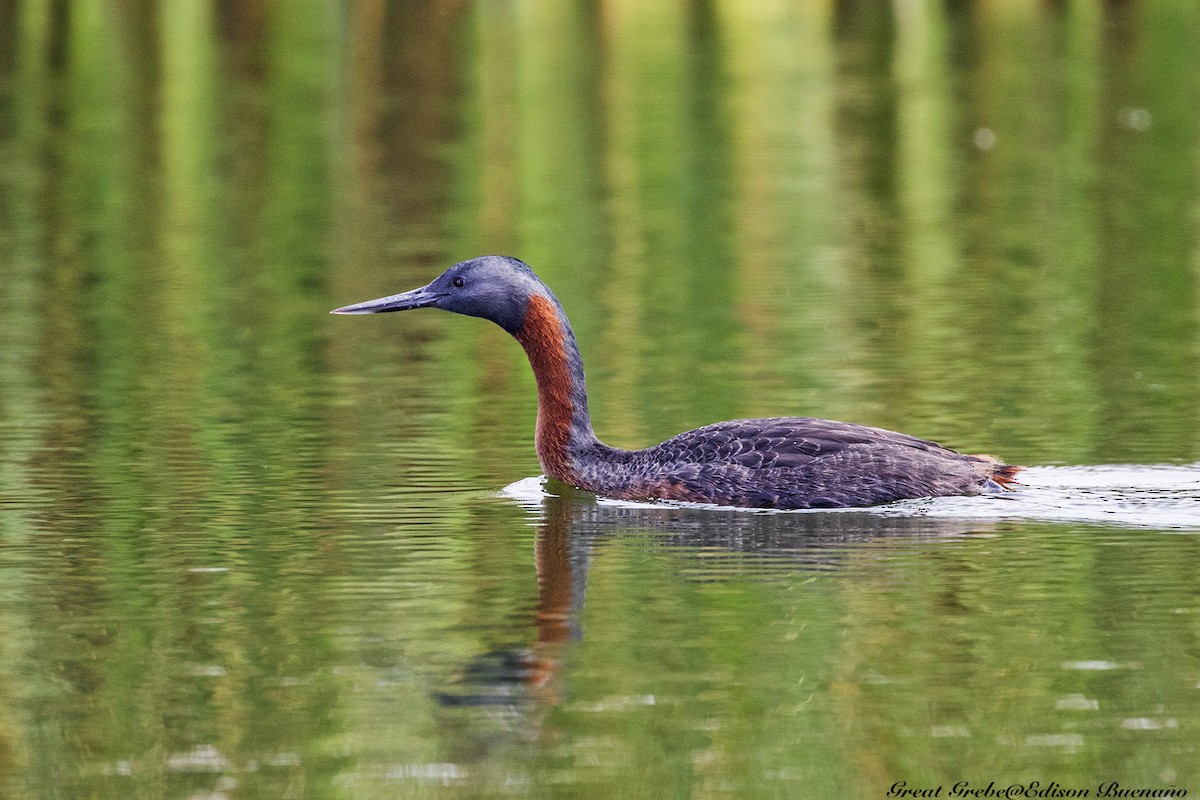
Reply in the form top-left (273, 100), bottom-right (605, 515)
top-left (330, 255), bottom-right (545, 333)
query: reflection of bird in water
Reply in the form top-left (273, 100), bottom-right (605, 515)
top-left (432, 494), bottom-right (584, 716)
top-left (430, 489), bottom-right (996, 734)
top-left (334, 256), bottom-right (1020, 509)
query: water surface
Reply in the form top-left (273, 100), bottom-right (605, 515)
top-left (1, 2), bottom-right (1199, 798)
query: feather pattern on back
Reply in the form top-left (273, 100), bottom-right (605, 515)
top-left (570, 417), bottom-right (1020, 509)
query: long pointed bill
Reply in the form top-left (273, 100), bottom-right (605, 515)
top-left (330, 285), bottom-right (443, 315)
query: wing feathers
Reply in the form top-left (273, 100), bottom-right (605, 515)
top-left (652, 417), bottom-right (947, 468)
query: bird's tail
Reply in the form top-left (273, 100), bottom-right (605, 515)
top-left (990, 464), bottom-right (1023, 490)
top-left (972, 455), bottom-right (1023, 491)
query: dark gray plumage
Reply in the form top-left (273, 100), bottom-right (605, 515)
top-left (571, 417), bottom-right (1018, 509)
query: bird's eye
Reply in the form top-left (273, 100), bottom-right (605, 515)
top-left (452, 276), bottom-right (465, 288)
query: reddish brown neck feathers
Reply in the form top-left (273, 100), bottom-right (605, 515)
top-left (514, 295), bottom-right (577, 483)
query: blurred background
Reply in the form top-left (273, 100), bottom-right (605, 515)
top-left (1, 1), bottom-right (1199, 798)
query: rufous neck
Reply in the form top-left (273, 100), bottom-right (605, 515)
top-left (512, 293), bottom-right (595, 482)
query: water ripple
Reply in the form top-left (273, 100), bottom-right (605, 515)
top-left (888, 464), bottom-right (1200, 530)
top-left (500, 463), bottom-right (1200, 531)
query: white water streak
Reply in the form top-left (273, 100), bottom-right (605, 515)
top-left (500, 464), bottom-right (1200, 531)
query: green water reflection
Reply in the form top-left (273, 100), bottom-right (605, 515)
top-left (1, 1), bottom-right (1199, 798)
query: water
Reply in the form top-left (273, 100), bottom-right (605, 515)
top-left (2, 1), bottom-right (1200, 798)
top-left (506, 464), bottom-right (1200, 530)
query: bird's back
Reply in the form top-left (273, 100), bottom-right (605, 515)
top-left (578, 417), bottom-right (1018, 509)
